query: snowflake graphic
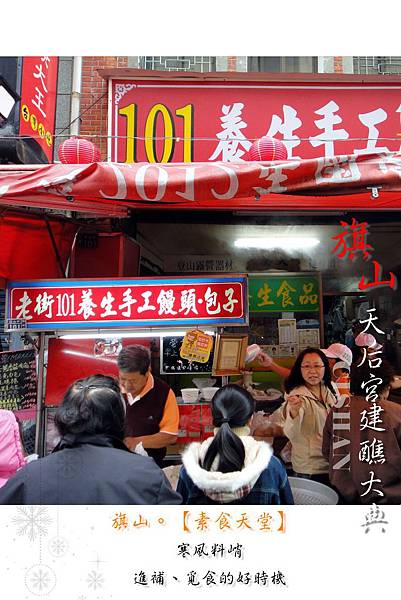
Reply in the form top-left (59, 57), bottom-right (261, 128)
top-left (25, 564), bottom-right (56, 596)
top-left (13, 507), bottom-right (52, 542)
top-left (48, 535), bottom-right (69, 558)
top-left (87, 570), bottom-right (104, 590)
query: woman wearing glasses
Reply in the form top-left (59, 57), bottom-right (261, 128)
top-left (278, 347), bottom-right (338, 485)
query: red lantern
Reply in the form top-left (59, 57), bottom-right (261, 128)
top-left (248, 136), bottom-right (288, 161)
top-left (58, 137), bottom-right (101, 164)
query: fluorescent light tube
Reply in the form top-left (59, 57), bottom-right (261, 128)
top-left (59, 330), bottom-right (215, 340)
top-left (234, 237), bottom-right (320, 249)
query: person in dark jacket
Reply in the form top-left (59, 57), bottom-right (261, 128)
top-left (0, 375), bottom-right (182, 505)
top-left (177, 384), bottom-right (293, 504)
top-left (323, 361), bottom-right (401, 504)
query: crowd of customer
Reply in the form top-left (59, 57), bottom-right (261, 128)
top-left (0, 339), bottom-right (400, 505)
top-left (258, 339), bottom-right (401, 504)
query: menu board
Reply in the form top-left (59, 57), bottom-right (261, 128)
top-left (161, 336), bottom-right (215, 374)
top-left (0, 350), bottom-right (37, 411)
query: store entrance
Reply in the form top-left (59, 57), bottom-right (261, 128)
top-left (323, 293), bottom-right (369, 347)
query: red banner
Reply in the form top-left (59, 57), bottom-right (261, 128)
top-left (110, 78), bottom-right (401, 163)
top-left (1, 154), bottom-right (401, 213)
top-left (6, 276), bottom-right (248, 330)
top-left (0, 212), bottom-right (78, 283)
top-left (19, 56), bottom-right (59, 161)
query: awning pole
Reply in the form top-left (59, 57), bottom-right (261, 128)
top-left (34, 332), bottom-right (46, 457)
top-left (44, 216), bottom-right (67, 277)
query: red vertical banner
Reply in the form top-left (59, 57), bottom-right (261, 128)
top-left (19, 56), bottom-right (59, 162)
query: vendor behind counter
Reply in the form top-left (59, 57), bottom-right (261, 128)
top-left (117, 345), bottom-right (179, 467)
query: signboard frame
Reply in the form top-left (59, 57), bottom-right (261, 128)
top-left (109, 76), bottom-right (401, 164)
top-left (0, 349), bottom-right (37, 412)
top-left (212, 333), bottom-right (248, 376)
top-left (5, 275), bottom-right (249, 331)
top-left (248, 272), bottom-right (321, 314)
top-left (18, 56), bottom-right (59, 162)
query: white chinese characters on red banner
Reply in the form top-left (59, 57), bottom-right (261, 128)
top-left (3, 154), bottom-right (401, 213)
top-left (7, 278), bottom-right (246, 329)
top-left (19, 57), bottom-right (59, 161)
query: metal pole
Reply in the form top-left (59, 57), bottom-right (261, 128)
top-left (44, 216), bottom-right (67, 277)
top-left (70, 57), bottom-right (82, 137)
top-left (34, 332), bottom-right (46, 457)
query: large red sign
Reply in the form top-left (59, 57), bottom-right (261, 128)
top-left (19, 56), bottom-right (59, 162)
top-left (110, 78), bottom-right (401, 164)
top-left (6, 276), bottom-right (248, 330)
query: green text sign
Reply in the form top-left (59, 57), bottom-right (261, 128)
top-left (249, 275), bottom-right (320, 312)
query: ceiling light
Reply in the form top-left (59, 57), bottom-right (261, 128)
top-left (234, 237), bottom-right (320, 250)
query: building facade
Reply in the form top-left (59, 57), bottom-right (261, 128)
top-left (54, 55), bottom-right (401, 159)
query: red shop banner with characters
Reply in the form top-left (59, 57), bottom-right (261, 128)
top-left (19, 56), bottom-right (59, 162)
top-left (5, 276), bottom-right (248, 331)
top-left (3, 154), bottom-right (401, 214)
top-left (109, 78), bottom-right (401, 164)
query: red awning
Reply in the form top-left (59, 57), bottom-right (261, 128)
top-left (1, 153), bottom-right (401, 213)
top-left (0, 211), bottom-right (78, 283)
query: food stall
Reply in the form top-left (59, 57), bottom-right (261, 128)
top-left (238, 271), bottom-right (322, 391)
top-left (4, 274), bottom-right (248, 457)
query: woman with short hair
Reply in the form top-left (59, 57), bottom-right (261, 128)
top-left (278, 347), bottom-right (338, 485)
top-left (177, 384), bottom-right (293, 504)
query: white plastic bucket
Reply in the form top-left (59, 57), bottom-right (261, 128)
top-left (288, 476), bottom-right (339, 505)
top-left (181, 388), bottom-right (200, 403)
top-left (201, 387), bottom-right (219, 401)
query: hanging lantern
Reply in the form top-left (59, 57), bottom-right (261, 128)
top-left (248, 136), bottom-right (288, 161)
top-left (58, 137), bottom-right (101, 164)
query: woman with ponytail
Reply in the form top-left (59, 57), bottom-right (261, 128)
top-left (177, 384), bottom-right (293, 504)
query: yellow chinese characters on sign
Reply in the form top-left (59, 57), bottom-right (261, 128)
top-left (277, 280), bottom-right (296, 308)
top-left (299, 282), bottom-right (318, 306)
top-left (249, 275), bottom-right (320, 313)
top-left (180, 330), bottom-right (214, 363)
top-left (257, 283), bottom-right (274, 307)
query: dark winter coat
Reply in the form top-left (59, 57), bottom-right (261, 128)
top-left (322, 395), bottom-right (401, 504)
top-left (0, 434), bottom-right (182, 505)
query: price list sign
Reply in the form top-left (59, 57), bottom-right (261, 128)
top-left (0, 350), bottom-right (37, 411)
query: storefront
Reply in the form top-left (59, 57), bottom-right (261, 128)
top-left (4, 275), bottom-right (248, 456)
top-left (2, 70), bottom-right (401, 462)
